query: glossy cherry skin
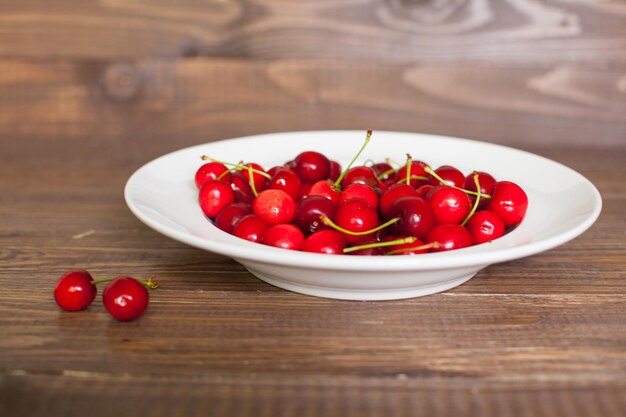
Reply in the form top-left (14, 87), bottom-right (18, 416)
top-left (295, 182), bottom-right (313, 202)
top-left (329, 160), bottom-right (342, 182)
top-left (379, 183), bottom-right (418, 218)
top-left (269, 167), bottom-right (301, 199)
top-left (262, 224), bottom-right (305, 250)
top-left (466, 210), bottom-right (505, 244)
top-left (388, 196), bottom-right (435, 239)
top-left (198, 180), bottom-right (235, 218)
top-left (487, 181), bottom-right (528, 226)
top-left (294, 195), bottom-right (337, 235)
top-left (214, 202), bottom-right (252, 234)
top-left (426, 224), bottom-right (474, 252)
top-left (293, 151), bottom-right (331, 183)
top-left (426, 186), bottom-right (472, 224)
top-left (252, 189), bottom-right (296, 225)
top-left (339, 183), bottom-right (379, 210)
top-left (194, 162), bottom-right (230, 189)
top-left (340, 166), bottom-right (379, 189)
top-left (387, 237), bottom-right (429, 255)
top-left (242, 162), bottom-right (268, 192)
top-left (230, 171), bottom-right (254, 203)
top-left (102, 277), bottom-right (149, 321)
top-left (397, 161), bottom-right (428, 188)
top-left (335, 198), bottom-right (380, 244)
top-left (54, 270), bottom-right (97, 311)
top-left (308, 180), bottom-right (341, 205)
top-left (428, 165), bottom-right (465, 188)
top-left (232, 214), bottom-right (269, 243)
top-left (371, 162), bottom-right (397, 185)
top-left (464, 171), bottom-right (496, 210)
top-left (302, 230), bottom-right (346, 254)
top-left (415, 184), bottom-right (434, 199)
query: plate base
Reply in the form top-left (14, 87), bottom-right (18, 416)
top-left (245, 268), bottom-right (478, 301)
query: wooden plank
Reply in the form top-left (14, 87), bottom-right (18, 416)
top-left (0, 0), bottom-right (625, 62)
top-left (1, 58), bottom-right (625, 150)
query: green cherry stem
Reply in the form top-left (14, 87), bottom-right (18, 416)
top-left (343, 236), bottom-right (418, 254)
top-left (201, 156), bottom-right (272, 180)
top-left (395, 175), bottom-right (428, 185)
top-left (461, 172), bottom-right (481, 227)
top-left (320, 215), bottom-right (400, 236)
top-left (248, 165), bottom-right (259, 197)
top-left (92, 276), bottom-right (160, 289)
top-left (386, 241), bottom-right (441, 255)
top-left (333, 129), bottom-right (373, 188)
top-left (423, 165), bottom-right (491, 199)
top-left (405, 154), bottom-right (412, 185)
top-left (376, 166), bottom-right (397, 180)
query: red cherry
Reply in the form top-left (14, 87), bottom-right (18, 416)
top-left (214, 202), bottom-right (252, 234)
top-left (487, 181), bottom-right (528, 226)
top-left (252, 189), bottom-right (296, 225)
top-left (426, 186), bottom-right (472, 224)
top-left (293, 151), bottom-right (331, 183)
top-left (386, 237), bottom-right (430, 255)
top-left (466, 210), bottom-right (505, 244)
top-left (230, 171), bottom-right (253, 196)
top-left (388, 196), bottom-right (435, 239)
top-left (269, 167), bottom-right (301, 199)
top-left (198, 180), bottom-right (235, 218)
top-left (232, 214), bottom-right (269, 243)
top-left (379, 183), bottom-right (418, 218)
top-left (194, 162), bottom-right (230, 189)
top-left (54, 270), bottom-right (97, 311)
top-left (262, 224), bottom-right (305, 250)
top-left (302, 230), bottom-right (346, 254)
top-left (334, 198), bottom-right (380, 243)
top-left (296, 182), bottom-right (313, 202)
top-left (308, 180), bottom-right (341, 205)
top-left (397, 161), bottom-right (428, 188)
top-left (464, 171), bottom-right (496, 210)
top-left (428, 165), bottom-right (465, 188)
top-left (426, 224), bottom-right (473, 252)
top-left (371, 162), bottom-right (397, 184)
top-left (329, 160), bottom-right (342, 182)
top-left (102, 277), bottom-right (149, 321)
top-left (345, 237), bottom-right (387, 256)
top-left (242, 162), bottom-right (268, 192)
top-left (415, 184), bottom-right (434, 199)
top-left (294, 195), bottom-right (337, 235)
top-left (339, 183), bottom-right (379, 210)
top-left (340, 166), bottom-right (379, 189)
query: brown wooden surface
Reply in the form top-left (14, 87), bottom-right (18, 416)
top-left (2, 0), bottom-right (626, 416)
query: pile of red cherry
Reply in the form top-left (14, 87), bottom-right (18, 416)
top-left (196, 131), bottom-right (528, 255)
top-left (54, 270), bottom-right (158, 321)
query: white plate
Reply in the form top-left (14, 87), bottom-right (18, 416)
top-left (124, 131), bottom-right (602, 300)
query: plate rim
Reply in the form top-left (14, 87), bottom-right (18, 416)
top-left (124, 130), bottom-right (603, 271)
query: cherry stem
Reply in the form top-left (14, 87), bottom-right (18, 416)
top-left (376, 166), bottom-right (397, 180)
top-left (461, 172), bottom-right (481, 227)
top-left (386, 241), bottom-right (441, 255)
top-left (396, 175), bottom-right (428, 185)
top-left (320, 215), bottom-right (400, 236)
top-left (248, 165), bottom-right (259, 197)
top-left (423, 165), bottom-right (491, 199)
top-left (92, 276), bottom-right (160, 289)
top-left (405, 154), bottom-right (412, 185)
top-left (343, 236), bottom-right (418, 254)
top-left (334, 129), bottom-right (372, 188)
top-left (201, 156), bottom-right (272, 180)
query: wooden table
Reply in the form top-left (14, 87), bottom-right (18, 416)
top-left (2, 1), bottom-right (626, 415)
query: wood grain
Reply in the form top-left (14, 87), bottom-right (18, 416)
top-left (1, 0), bottom-right (626, 415)
top-left (1, 58), bottom-right (625, 151)
top-left (0, 0), bottom-right (625, 62)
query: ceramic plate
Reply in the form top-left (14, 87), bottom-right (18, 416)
top-left (124, 131), bottom-right (602, 300)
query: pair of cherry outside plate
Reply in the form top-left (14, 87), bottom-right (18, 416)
top-left (124, 131), bottom-right (602, 301)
